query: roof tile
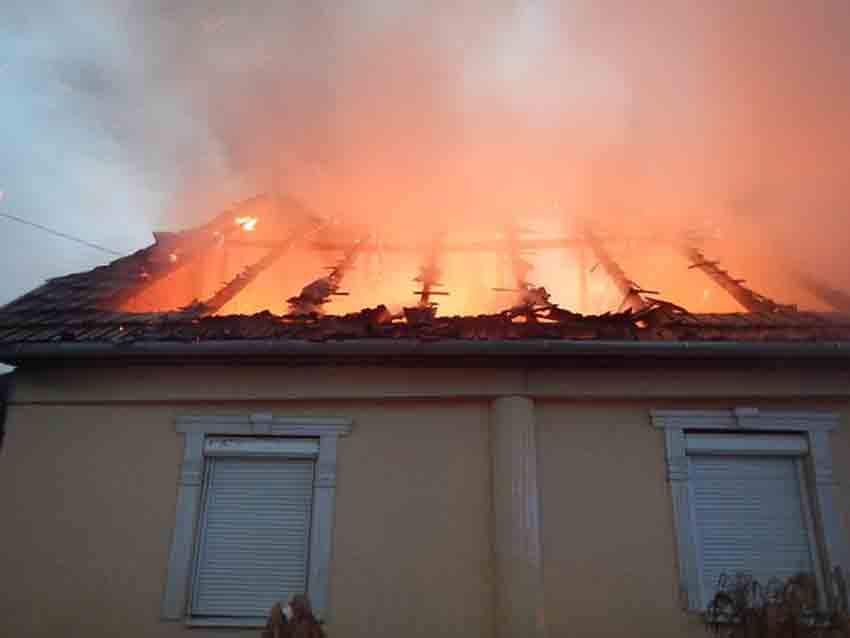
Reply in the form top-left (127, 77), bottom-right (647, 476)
top-left (3, 212), bottom-right (850, 346)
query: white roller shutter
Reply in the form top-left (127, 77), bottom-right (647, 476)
top-left (691, 455), bottom-right (815, 606)
top-left (191, 457), bottom-right (315, 620)
top-left (686, 434), bottom-right (808, 456)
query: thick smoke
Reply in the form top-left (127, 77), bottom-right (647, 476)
top-left (3, 0), bottom-right (850, 307)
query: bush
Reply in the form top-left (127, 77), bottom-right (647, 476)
top-left (705, 568), bottom-right (849, 638)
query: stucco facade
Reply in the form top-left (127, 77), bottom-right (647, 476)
top-left (2, 361), bottom-right (849, 637)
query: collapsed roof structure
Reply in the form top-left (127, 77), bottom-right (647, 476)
top-left (1, 193), bottom-right (850, 363)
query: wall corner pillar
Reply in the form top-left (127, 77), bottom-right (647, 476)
top-left (490, 395), bottom-right (547, 638)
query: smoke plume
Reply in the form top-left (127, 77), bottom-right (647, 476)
top-left (3, 0), bottom-right (850, 308)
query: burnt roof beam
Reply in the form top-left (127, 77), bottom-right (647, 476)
top-left (415, 232), bottom-right (447, 310)
top-left (287, 236), bottom-right (368, 314)
top-left (496, 222), bottom-right (560, 319)
top-left (583, 229), bottom-right (651, 312)
top-left (792, 271), bottom-right (850, 313)
top-left (110, 197), bottom-right (288, 309)
top-left (680, 245), bottom-right (793, 314)
top-left (107, 225), bottom-right (241, 309)
top-left (194, 220), bottom-right (325, 316)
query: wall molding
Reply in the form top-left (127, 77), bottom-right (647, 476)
top-left (651, 408), bottom-right (839, 432)
top-left (161, 414), bottom-right (352, 623)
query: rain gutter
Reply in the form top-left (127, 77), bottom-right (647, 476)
top-left (2, 339), bottom-right (850, 367)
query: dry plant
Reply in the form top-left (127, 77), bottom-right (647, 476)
top-left (706, 568), bottom-right (850, 638)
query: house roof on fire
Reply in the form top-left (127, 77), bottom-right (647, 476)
top-left (2, 194), bottom-right (850, 364)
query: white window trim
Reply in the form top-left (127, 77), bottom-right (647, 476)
top-left (651, 408), bottom-right (847, 611)
top-left (160, 414), bottom-right (353, 624)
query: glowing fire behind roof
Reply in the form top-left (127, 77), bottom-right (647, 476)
top-left (118, 193), bottom-right (842, 320)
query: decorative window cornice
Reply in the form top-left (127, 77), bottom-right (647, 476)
top-left (651, 408), bottom-right (839, 432)
top-left (176, 413), bottom-right (353, 436)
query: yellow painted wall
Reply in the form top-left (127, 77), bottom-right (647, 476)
top-left (0, 404), bottom-right (186, 636)
top-left (0, 398), bottom-right (494, 638)
top-left (537, 401), bottom-right (699, 637)
top-left (537, 399), bottom-right (850, 638)
top-left (2, 364), bottom-right (850, 637)
top-left (10, 364), bottom-right (850, 404)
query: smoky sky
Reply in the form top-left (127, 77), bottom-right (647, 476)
top-left (2, 0), bottom-right (850, 308)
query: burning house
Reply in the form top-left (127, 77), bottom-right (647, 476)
top-left (2, 193), bottom-right (850, 638)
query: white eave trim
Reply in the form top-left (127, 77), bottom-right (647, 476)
top-left (651, 408), bottom-right (839, 432)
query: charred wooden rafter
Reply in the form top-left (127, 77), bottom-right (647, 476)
top-left (506, 222), bottom-right (533, 290)
top-left (792, 271), bottom-right (850, 313)
top-left (228, 231), bottom-right (716, 255)
top-left (109, 217), bottom-right (242, 309)
top-left (190, 219), bottom-right (326, 316)
top-left (231, 233), bottom-right (706, 254)
top-left (229, 236), bottom-right (587, 252)
top-left (681, 245), bottom-right (795, 313)
top-left (405, 233), bottom-right (449, 324)
top-left (495, 222), bottom-right (557, 320)
top-left (287, 237), bottom-right (367, 314)
top-left (415, 233), bottom-right (448, 307)
top-left (583, 228), bottom-right (652, 312)
top-left (112, 194), bottom-right (310, 310)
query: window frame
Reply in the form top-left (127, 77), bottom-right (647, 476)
top-left (160, 414), bottom-right (352, 625)
top-left (652, 408), bottom-right (847, 611)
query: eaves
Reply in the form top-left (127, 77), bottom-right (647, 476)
top-left (2, 339), bottom-right (850, 369)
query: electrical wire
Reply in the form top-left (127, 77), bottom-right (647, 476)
top-left (0, 211), bottom-right (122, 256)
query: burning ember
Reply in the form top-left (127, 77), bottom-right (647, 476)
top-left (235, 216), bottom-right (258, 232)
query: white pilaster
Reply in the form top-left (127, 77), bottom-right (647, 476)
top-left (490, 396), bottom-right (547, 638)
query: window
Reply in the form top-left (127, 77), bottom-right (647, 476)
top-left (161, 415), bottom-right (352, 626)
top-left (190, 438), bottom-right (317, 623)
top-left (687, 434), bottom-right (820, 607)
top-left (652, 409), bottom-right (848, 611)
